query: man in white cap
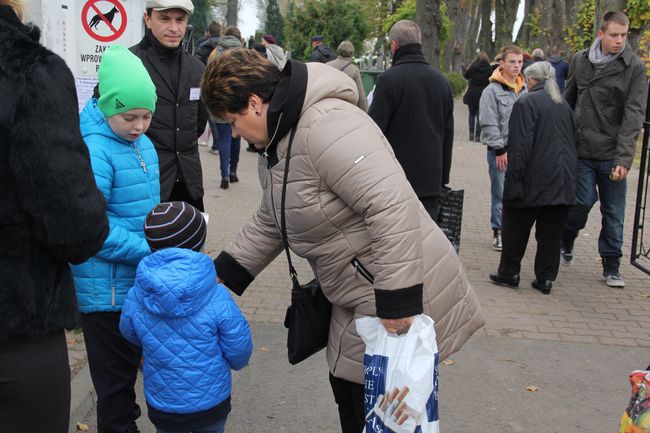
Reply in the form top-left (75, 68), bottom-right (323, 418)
top-left (131, 0), bottom-right (208, 212)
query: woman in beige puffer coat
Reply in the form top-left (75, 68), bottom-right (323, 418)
top-left (202, 48), bottom-right (484, 433)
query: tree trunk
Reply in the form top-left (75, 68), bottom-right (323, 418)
top-left (443, 0), bottom-right (467, 71)
top-left (417, 0), bottom-right (442, 68)
top-left (465, 0), bottom-right (481, 61)
top-left (226, 0), bottom-right (239, 27)
top-left (478, 0), bottom-right (495, 58)
top-left (494, 0), bottom-right (519, 50)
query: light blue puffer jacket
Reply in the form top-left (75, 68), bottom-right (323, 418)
top-left (72, 99), bottom-right (160, 313)
top-left (119, 248), bottom-right (253, 413)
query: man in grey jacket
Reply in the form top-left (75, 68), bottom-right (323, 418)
top-left (560, 11), bottom-right (648, 288)
top-left (479, 45), bottom-right (527, 254)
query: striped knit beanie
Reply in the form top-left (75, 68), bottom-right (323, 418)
top-left (144, 202), bottom-right (207, 252)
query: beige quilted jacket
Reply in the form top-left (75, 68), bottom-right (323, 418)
top-left (217, 62), bottom-right (484, 384)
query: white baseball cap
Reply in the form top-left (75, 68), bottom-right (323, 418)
top-left (146, 0), bottom-right (194, 15)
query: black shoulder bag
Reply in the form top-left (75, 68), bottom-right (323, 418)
top-left (280, 129), bottom-right (332, 365)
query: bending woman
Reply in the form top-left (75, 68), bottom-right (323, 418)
top-left (201, 48), bottom-right (484, 433)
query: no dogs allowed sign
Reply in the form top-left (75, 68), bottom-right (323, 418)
top-left (81, 0), bottom-right (127, 42)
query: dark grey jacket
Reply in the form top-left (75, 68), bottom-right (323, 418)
top-left (564, 45), bottom-right (647, 168)
top-left (504, 83), bottom-right (578, 208)
top-left (0, 6), bottom-right (108, 342)
top-left (131, 32), bottom-right (209, 201)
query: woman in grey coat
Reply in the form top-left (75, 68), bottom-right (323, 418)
top-left (327, 40), bottom-right (368, 111)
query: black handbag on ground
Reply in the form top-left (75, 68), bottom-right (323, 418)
top-left (437, 186), bottom-right (464, 252)
top-left (280, 129), bottom-right (332, 365)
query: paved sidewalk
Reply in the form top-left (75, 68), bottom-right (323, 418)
top-left (68, 101), bottom-right (650, 433)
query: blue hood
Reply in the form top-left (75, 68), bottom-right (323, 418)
top-left (133, 248), bottom-right (215, 318)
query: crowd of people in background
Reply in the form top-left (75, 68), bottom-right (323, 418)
top-left (1, 0), bottom-right (648, 431)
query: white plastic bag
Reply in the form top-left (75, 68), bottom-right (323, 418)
top-left (357, 314), bottom-right (439, 433)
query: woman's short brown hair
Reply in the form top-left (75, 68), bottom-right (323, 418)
top-left (201, 48), bottom-right (282, 118)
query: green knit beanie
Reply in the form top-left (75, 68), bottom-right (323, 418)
top-left (98, 45), bottom-right (157, 117)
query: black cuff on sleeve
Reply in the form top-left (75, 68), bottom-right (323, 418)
top-left (493, 146), bottom-right (507, 156)
top-left (214, 251), bottom-right (254, 296)
top-left (374, 284), bottom-right (424, 319)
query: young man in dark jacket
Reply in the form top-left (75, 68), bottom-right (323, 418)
top-left (194, 20), bottom-right (221, 64)
top-left (547, 46), bottom-right (569, 92)
top-left (369, 19), bottom-right (454, 222)
top-left (309, 34), bottom-right (335, 63)
top-left (131, 0), bottom-right (209, 211)
top-left (560, 11), bottom-right (648, 288)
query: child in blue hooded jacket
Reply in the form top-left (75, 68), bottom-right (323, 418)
top-left (120, 201), bottom-right (253, 433)
top-left (71, 44), bottom-right (160, 433)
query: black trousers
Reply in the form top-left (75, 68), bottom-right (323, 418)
top-left (329, 373), bottom-right (365, 433)
top-left (169, 180), bottom-right (205, 212)
top-left (81, 312), bottom-right (142, 433)
top-left (0, 330), bottom-right (70, 433)
top-left (498, 205), bottom-right (570, 281)
top-left (420, 196), bottom-right (441, 224)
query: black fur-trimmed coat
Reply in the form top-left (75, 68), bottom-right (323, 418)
top-left (0, 5), bottom-right (109, 343)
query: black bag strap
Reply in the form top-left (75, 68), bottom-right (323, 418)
top-left (280, 128), bottom-right (299, 285)
top-left (338, 61), bottom-right (352, 72)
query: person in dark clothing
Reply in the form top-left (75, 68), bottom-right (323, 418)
top-left (547, 46), bottom-right (569, 93)
top-left (131, 0), bottom-right (208, 211)
top-left (195, 21), bottom-right (222, 156)
top-left (195, 20), bottom-right (221, 64)
top-left (0, 2), bottom-right (109, 432)
top-left (489, 62), bottom-right (577, 294)
top-left (309, 34), bottom-right (335, 63)
top-left (369, 20), bottom-right (454, 223)
top-left (462, 52), bottom-right (492, 142)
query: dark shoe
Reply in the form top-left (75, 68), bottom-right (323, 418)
top-left (469, 133), bottom-right (474, 141)
top-left (209, 148), bottom-right (219, 155)
top-left (560, 239), bottom-right (574, 267)
top-left (229, 173), bottom-right (239, 183)
top-left (492, 229), bottom-right (502, 251)
top-left (220, 177), bottom-right (229, 189)
top-left (602, 256), bottom-right (625, 288)
top-left (531, 279), bottom-right (552, 295)
top-left (489, 272), bottom-right (519, 288)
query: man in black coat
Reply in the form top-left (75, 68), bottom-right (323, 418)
top-left (131, 0), bottom-right (209, 211)
top-left (369, 20), bottom-right (454, 222)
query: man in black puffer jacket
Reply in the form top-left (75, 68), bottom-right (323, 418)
top-left (194, 20), bottom-right (220, 64)
top-left (131, 0), bottom-right (209, 210)
top-left (0, 3), bottom-right (109, 431)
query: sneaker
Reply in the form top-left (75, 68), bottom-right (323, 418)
top-left (560, 248), bottom-right (573, 267)
top-left (220, 177), bottom-right (229, 189)
top-left (604, 272), bottom-right (625, 288)
top-left (492, 230), bottom-right (502, 251)
top-left (209, 149), bottom-right (219, 155)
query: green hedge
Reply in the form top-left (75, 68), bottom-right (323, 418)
top-left (443, 71), bottom-right (467, 98)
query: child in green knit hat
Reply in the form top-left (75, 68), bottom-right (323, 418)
top-left (72, 44), bottom-right (161, 433)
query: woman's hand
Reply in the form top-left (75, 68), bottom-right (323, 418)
top-left (381, 316), bottom-right (415, 335)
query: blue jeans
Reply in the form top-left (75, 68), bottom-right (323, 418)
top-left (208, 119), bottom-right (219, 151)
top-left (563, 159), bottom-right (627, 257)
top-left (487, 148), bottom-right (505, 230)
top-left (216, 123), bottom-right (241, 178)
top-left (156, 416), bottom-right (227, 433)
top-left (468, 105), bottom-right (481, 138)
